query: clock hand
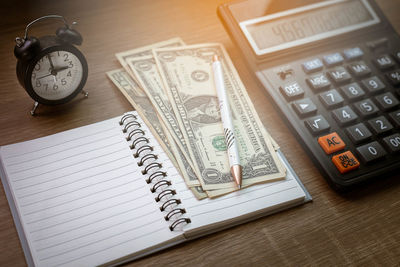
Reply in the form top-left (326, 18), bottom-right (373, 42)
top-left (47, 54), bottom-right (55, 70)
top-left (53, 66), bottom-right (69, 72)
top-left (37, 73), bottom-right (53, 79)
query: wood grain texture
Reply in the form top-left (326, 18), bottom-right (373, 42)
top-left (0, 0), bottom-right (399, 266)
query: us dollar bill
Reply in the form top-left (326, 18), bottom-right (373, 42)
top-left (116, 37), bottom-right (185, 78)
top-left (126, 56), bottom-right (195, 173)
top-left (106, 69), bottom-right (204, 195)
top-left (154, 43), bottom-right (286, 190)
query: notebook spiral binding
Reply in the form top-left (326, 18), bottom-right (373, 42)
top-left (119, 113), bottom-right (191, 231)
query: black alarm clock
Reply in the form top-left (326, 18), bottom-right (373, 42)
top-left (14, 15), bottom-right (88, 115)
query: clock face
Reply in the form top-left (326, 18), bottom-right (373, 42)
top-left (30, 51), bottom-right (83, 101)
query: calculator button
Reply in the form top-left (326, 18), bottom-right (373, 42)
top-left (356, 141), bottom-right (387, 163)
top-left (327, 67), bottom-right (352, 84)
top-left (340, 83), bottom-right (365, 100)
top-left (343, 47), bottom-right (364, 61)
top-left (319, 89), bottom-right (344, 109)
top-left (386, 69), bottom-right (400, 86)
top-left (367, 116), bottom-right (394, 135)
top-left (306, 73), bottom-right (331, 91)
top-left (345, 123), bottom-right (372, 144)
top-left (332, 106), bottom-right (358, 126)
top-left (323, 53), bottom-right (344, 67)
top-left (388, 110), bottom-right (400, 127)
top-left (373, 55), bottom-right (395, 70)
top-left (366, 38), bottom-right (388, 51)
top-left (318, 132), bottom-right (345, 154)
top-left (348, 61), bottom-right (371, 77)
top-left (374, 92), bottom-right (399, 111)
top-left (302, 58), bottom-right (323, 74)
top-left (361, 76), bottom-right (385, 94)
top-left (353, 99), bottom-right (379, 118)
top-left (332, 151), bottom-right (360, 174)
top-left (292, 98), bottom-right (317, 117)
top-left (280, 82), bottom-right (304, 100)
top-left (305, 115), bottom-right (330, 134)
top-left (382, 133), bottom-right (400, 153)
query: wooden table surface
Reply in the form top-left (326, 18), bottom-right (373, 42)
top-left (1, 0), bottom-right (399, 266)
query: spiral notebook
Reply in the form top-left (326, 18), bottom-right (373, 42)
top-left (0, 111), bottom-right (311, 267)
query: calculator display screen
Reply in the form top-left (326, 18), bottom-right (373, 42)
top-left (240, 0), bottom-right (380, 56)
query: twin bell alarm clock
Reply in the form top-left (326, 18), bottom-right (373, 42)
top-left (14, 15), bottom-right (88, 115)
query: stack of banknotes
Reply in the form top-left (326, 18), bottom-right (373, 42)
top-left (107, 37), bottom-right (286, 199)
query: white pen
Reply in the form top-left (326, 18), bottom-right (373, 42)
top-left (212, 55), bottom-right (242, 189)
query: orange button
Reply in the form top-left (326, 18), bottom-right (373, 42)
top-left (318, 132), bottom-right (346, 154)
top-left (332, 151), bottom-right (360, 174)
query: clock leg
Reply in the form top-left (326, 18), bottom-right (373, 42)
top-left (81, 90), bottom-right (89, 98)
top-left (30, 101), bottom-right (39, 116)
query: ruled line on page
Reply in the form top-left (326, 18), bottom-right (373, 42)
top-left (190, 186), bottom-right (298, 218)
top-left (14, 154), bottom-right (130, 190)
top-left (29, 190), bottom-right (150, 234)
top-left (39, 220), bottom-right (163, 262)
top-left (27, 187), bottom-right (147, 225)
top-left (4, 127), bottom-right (116, 160)
top-left (12, 147), bottom-right (127, 182)
top-left (9, 140), bottom-right (125, 174)
top-left (20, 170), bottom-right (139, 207)
top-left (24, 179), bottom-right (140, 216)
top-left (18, 162), bottom-right (133, 199)
top-left (36, 211), bottom-right (159, 252)
top-left (33, 201), bottom-right (155, 242)
top-left (55, 227), bottom-right (166, 267)
top-left (186, 179), bottom-right (289, 210)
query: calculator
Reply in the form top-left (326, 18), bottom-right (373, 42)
top-left (218, 0), bottom-right (400, 190)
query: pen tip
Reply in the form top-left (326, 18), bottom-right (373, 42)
top-left (231, 165), bottom-right (242, 190)
top-left (212, 55), bottom-right (219, 62)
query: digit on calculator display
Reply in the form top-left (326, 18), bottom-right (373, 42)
top-left (240, 0), bottom-right (380, 56)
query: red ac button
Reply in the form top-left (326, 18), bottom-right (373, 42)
top-left (318, 132), bottom-right (346, 154)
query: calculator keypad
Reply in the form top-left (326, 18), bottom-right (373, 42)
top-left (353, 99), bottom-right (379, 117)
top-left (331, 151), bottom-right (360, 174)
top-left (292, 98), bottom-right (317, 117)
top-left (386, 69), bottom-right (400, 86)
top-left (305, 115), bottom-right (330, 134)
top-left (302, 58), bottom-right (323, 73)
top-left (327, 67), bottom-right (352, 84)
top-left (345, 123), bottom-right (372, 144)
top-left (306, 73), bottom-right (331, 91)
top-left (361, 76), bottom-right (386, 94)
top-left (332, 106), bottom-right (358, 126)
top-left (280, 82), bottom-right (304, 100)
top-left (367, 116), bottom-right (393, 135)
top-left (348, 61), bottom-right (371, 77)
top-left (319, 89), bottom-right (344, 108)
top-left (389, 110), bottom-right (400, 127)
top-left (374, 92), bottom-right (399, 110)
top-left (343, 47), bottom-right (364, 60)
top-left (340, 83), bottom-right (365, 100)
top-left (323, 53), bottom-right (344, 67)
top-left (356, 141), bottom-right (387, 163)
top-left (382, 133), bottom-right (400, 153)
top-left (373, 54), bottom-right (395, 70)
top-left (270, 39), bottom-right (400, 187)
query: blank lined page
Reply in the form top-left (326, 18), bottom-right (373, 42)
top-left (169, 152), bottom-right (306, 237)
top-left (0, 113), bottom-right (181, 267)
